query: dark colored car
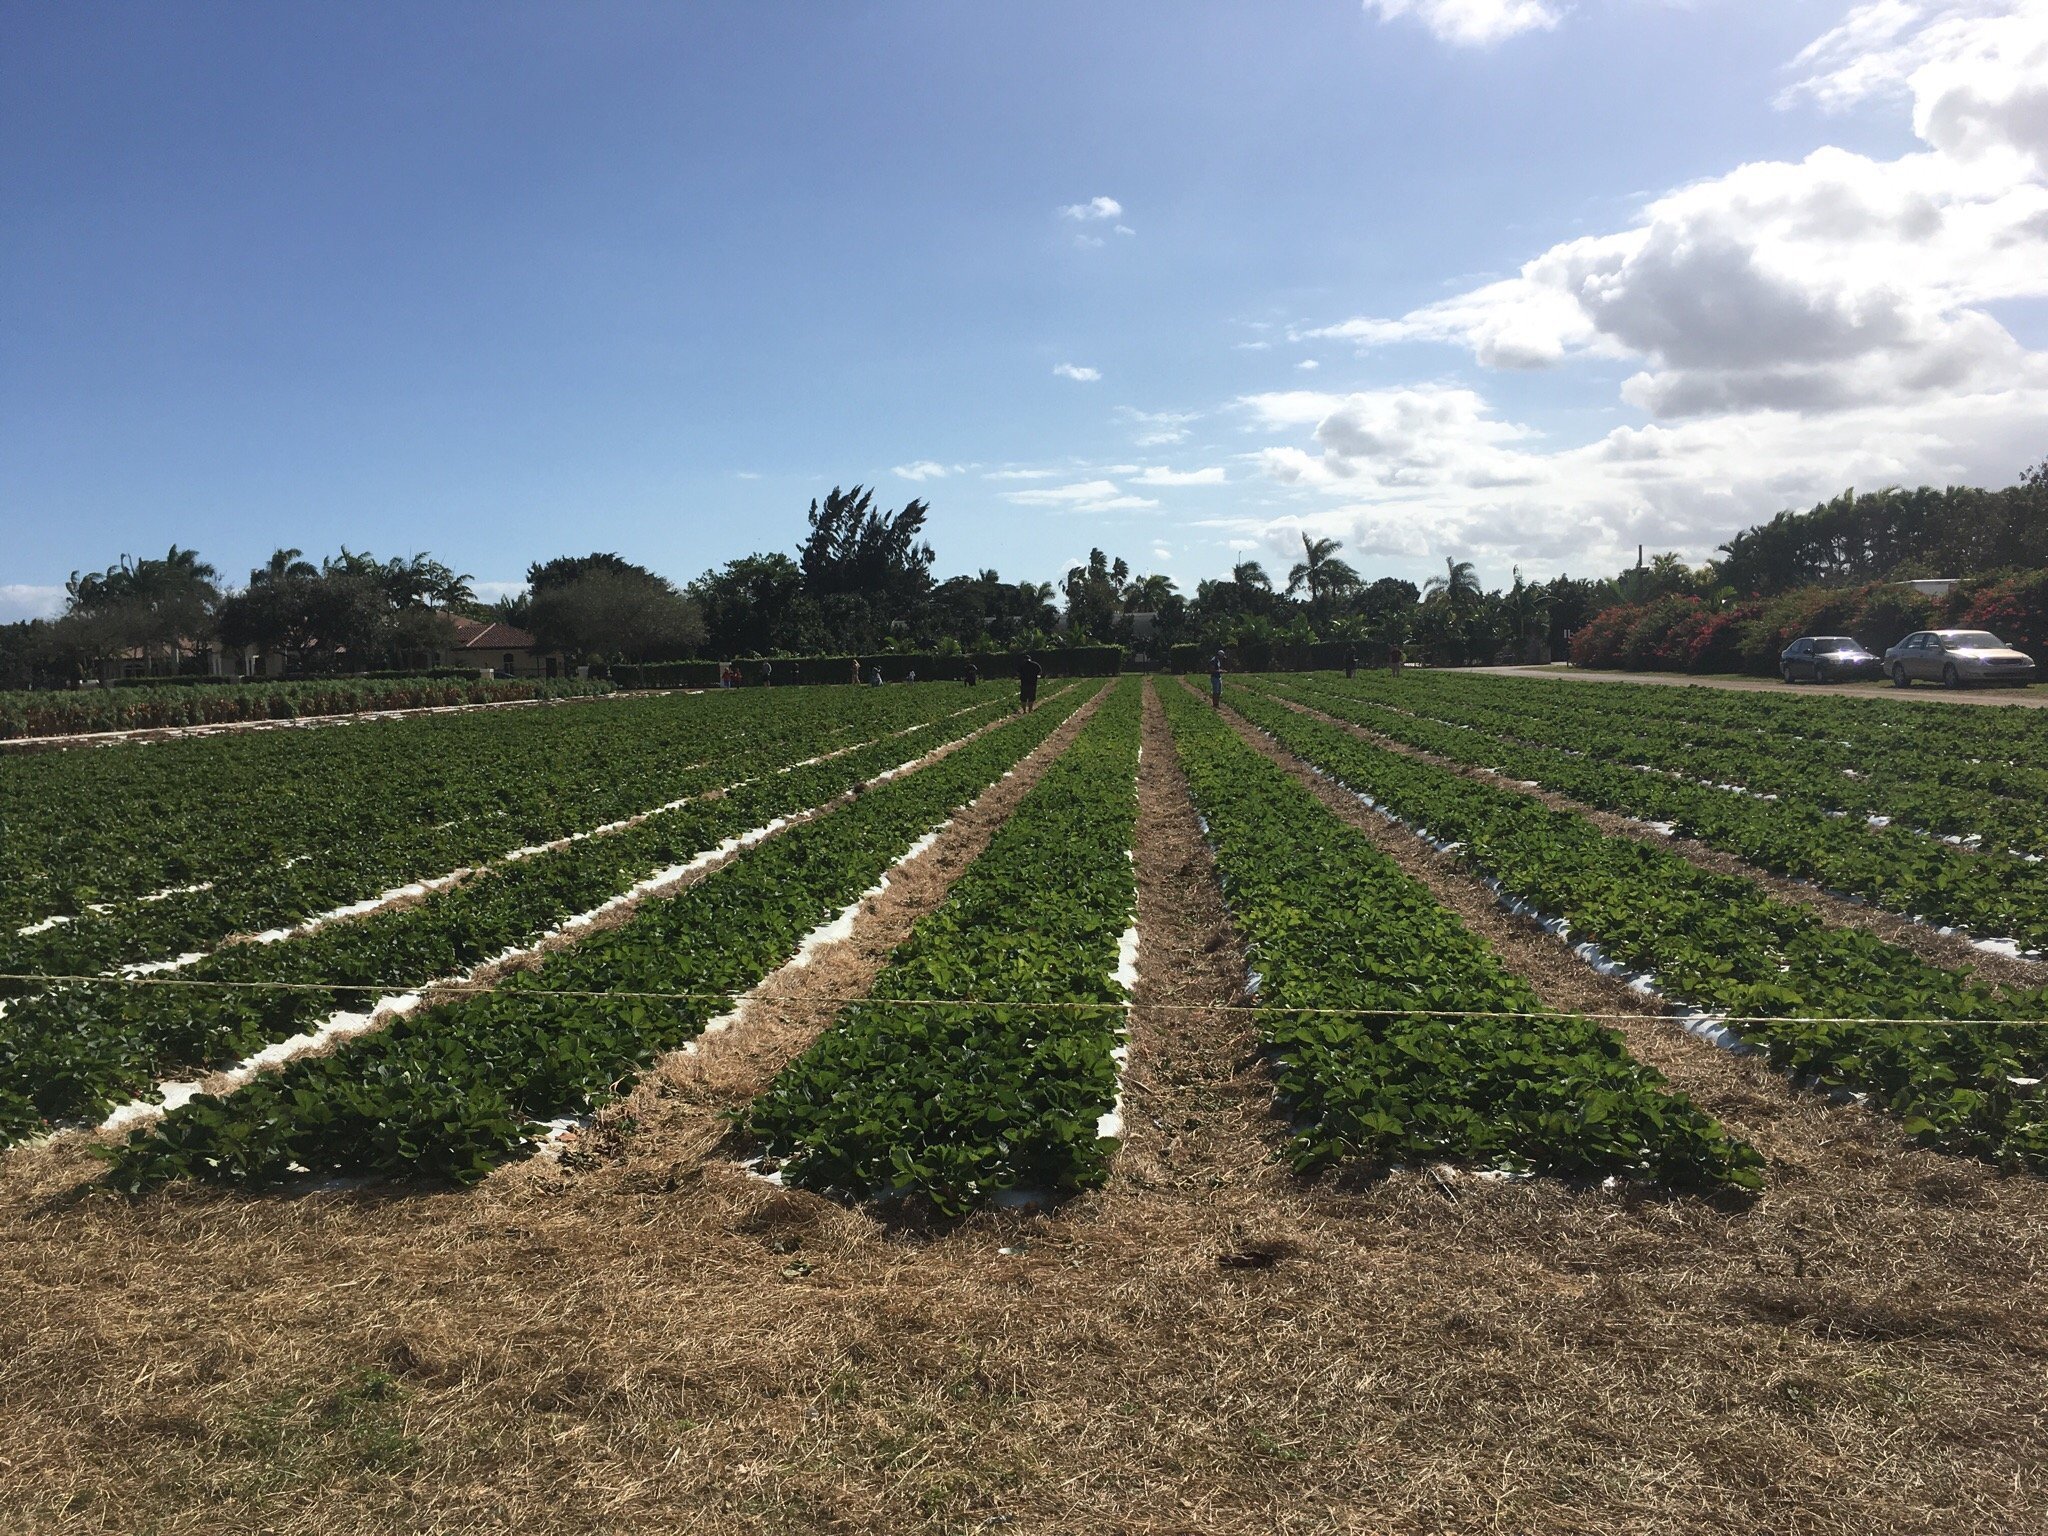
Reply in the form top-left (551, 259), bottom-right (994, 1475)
top-left (1779, 635), bottom-right (1881, 684)
top-left (1881, 629), bottom-right (2038, 689)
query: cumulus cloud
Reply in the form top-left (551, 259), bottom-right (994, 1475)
top-left (1133, 465), bottom-right (1228, 486)
top-left (0, 584), bottom-right (65, 621)
top-left (1002, 479), bottom-right (1160, 512)
top-left (1241, 385), bottom-right (1542, 488)
top-left (1785, 1), bottom-right (2048, 176)
top-left (1053, 363), bottom-right (1102, 382)
top-left (1363, 0), bottom-right (1561, 48)
top-left (1060, 196), bottom-right (1124, 222)
top-left (1304, 6), bottom-right (2048, 419)
top-left (892, 460), bottom-right (952, 481)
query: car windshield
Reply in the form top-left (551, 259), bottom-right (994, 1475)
top-left (1940, 632), bottom-right (2003, 648)
top-left (1814, 639), bottom-right (1859, 652)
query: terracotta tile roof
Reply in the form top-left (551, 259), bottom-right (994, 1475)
top-left (449, 616), bottom-right (539, 650)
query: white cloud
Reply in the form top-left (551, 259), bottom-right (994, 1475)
top-left (1240, 385), bottom-right (1542, 489)
top-left (0, 584), bottom-right (65, 621)
top-left (1784, 1), bottom-right (2048, 176)
top-left (984, 467), bottom-right (1062, 480)
top-left (734, 471), bottom-right (762, 480)
top-left (471, 580), bottom-right (526, 603)
top-left (1002, 479), bottom-right (1160, 512)
top-left (1059, 196), bottom-right (1124, 222)
top-left (1296, 358), bottom-right (1321, 370)
top-left (892, 460), bottom-right (952, 481)
top-left (1053, 363), bottom-right (1102, 382)
top-left (1117, 406), bottom-right (1201, 445)
top-left (1134, 465), bottom-right (1229, 486)
top-left (1303, 5), bottom-right (2048, 420)
top-left (1363, 0), bottom-right (1561, 48)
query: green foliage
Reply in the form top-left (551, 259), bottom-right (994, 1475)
top-left (0, 685), bottom-right (1026, 1144)
top-left (748, 681), bottom-right (1142, 1212)
top-left (0, 675), bottom-right (607, 740)
top-left (1162, 683), bottom-right (1759, 1189)
top-left (99, 686), bottom-right (1096, 1189)
top-left (1235, 676), bottom-right (2048, 1171)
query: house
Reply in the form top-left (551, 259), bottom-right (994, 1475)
top-left (436, 616), bottom-right (568, 678)
top-left (1891, 578), bottom-right (1961, 599)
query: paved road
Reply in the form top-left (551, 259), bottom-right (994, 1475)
top-left (1462, 665), bottom-right (2048, 708)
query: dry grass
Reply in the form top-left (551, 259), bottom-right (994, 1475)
top-left (0, 680), bottom-right (2044, 1534)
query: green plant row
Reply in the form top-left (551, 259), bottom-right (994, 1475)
top-left (743, 678), bottom-right (1143, 1213)
top-left (0, 685), bottom-right (1046, 1147)
top-left (2, 685), bottom-right (1009, 984)
top-left (0, 675), bottom-right (613, 741)
top-left (1162, 683), bottom-right (1760, 1189)
top-left (99, 687), bottom-right (1098, 1189)
top-left (1226, 686), bottom-right (2048, 1171)
top-left (1306, 669), bottom-right (2048, 850)
top-left (1256, 673), bottom-right (2048, 952)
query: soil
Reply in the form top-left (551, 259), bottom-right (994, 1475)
top-left (1, 676), bottom-right (2044, 1535)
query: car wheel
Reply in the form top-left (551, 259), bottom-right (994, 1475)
top-left (1891, 664), bottom-right (1911, 688)
top-left (1815, 661), bottom-right (1832, 684)
top-left (1780, 664), bottom-right (1795, 683)
top-left (1943, 663), bottom-right (1963, 690)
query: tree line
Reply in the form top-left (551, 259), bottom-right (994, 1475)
top-left (3, 462), bottom-right (2040, 688)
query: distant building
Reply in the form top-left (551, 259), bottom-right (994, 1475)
top-left (437, 616), bottom-right (567, 678)
top-left (1892, 578), bottom-right (1961, 598)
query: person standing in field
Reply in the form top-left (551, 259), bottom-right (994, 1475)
top-left (849, 657), bottom-right (861, 686)
top-left (964, 660), bottom-right (978, 688)
top-left (1388, 640), bottom-right (1404, 675)
top-left (1018, 652), bottom-right (1042, 713)
top-left (1209, 651), bottom-right (1225, 709)
top-left (760, 658), bottom-right (774, 688)
top-left (1344, 645), bottom-right (1357, 680)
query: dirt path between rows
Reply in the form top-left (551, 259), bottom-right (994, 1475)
top-left (1256, 683), bottom-right (2048, 990)
top-left (3, 677), bottom-right (2047, 1535)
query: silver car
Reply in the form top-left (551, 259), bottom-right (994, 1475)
top-left (1882, 629), bottom-right (2038, 689)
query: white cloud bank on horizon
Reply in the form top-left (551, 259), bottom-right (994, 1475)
top-left (1363, 0), bottom-right (1561, 48)
top-left (1239, 0), bottom-right (2048, 582)
top-left (0, 584), bottom-right (65, 622)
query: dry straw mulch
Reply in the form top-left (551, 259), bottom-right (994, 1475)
top-left (1, 679), bottom-right (2044, 1536)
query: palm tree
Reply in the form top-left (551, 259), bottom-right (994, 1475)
top-left (1422, 557), bottom-right (1482, 611)
top-left (1232, 560), bottom-right (1272, 594)
top-left (250, 548), bottom-right (316, 587)
top-left (1124, 573), bottom-right (1178, 612)
top-left (1501, 566), bottom-right (1551, 660)
top-left (1285, 534), bottom-right (1360, 609)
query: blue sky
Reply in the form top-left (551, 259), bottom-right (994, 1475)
top-left (5, 1), bottom-right (2045, 618)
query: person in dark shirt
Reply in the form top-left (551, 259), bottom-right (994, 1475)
top-left (1344, 645), bottom-right (1357, 680)
top-left (964, 661), bottom-right (978, 688)
top-left (1209, 651), bottom-right (1225, 709)
top-left (1018, 652), bottom-right (1042, 713)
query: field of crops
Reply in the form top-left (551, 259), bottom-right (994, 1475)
top-left (3, 665), bottom-right (2042, 1194)
top-left (8, 668), bottom-right (2048, 1532)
